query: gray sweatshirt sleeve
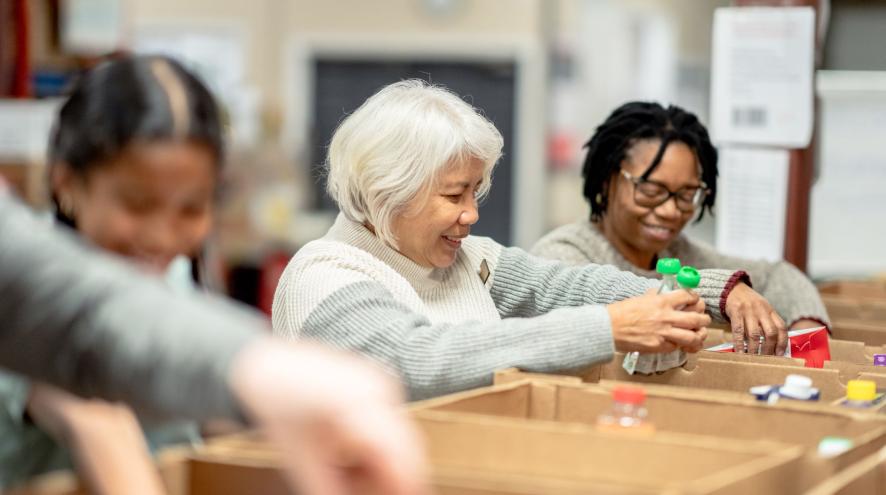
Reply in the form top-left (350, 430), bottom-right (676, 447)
top-left (0, 194), bottom-right (261, 421)
top-left (491, 247), bottom-right (738, 321)
top-left (300, 281), bottom-right (615, 401)
top-left (681, 239), bottom-right (830, 328)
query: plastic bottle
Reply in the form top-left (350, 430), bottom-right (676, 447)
top-left (623, 258), bottom-right (682, 374)
top-left (596, 386), bottom-right (655, 434)
top-left (656, 258), bottom-right (681, 295)
top-left (839, 379), bottom-right (883, 409)
top-left (750, 374), bottom-right (820, 404)
top-left (661, 266), bottom-right (701, 366)
top-left (676, 266), bottom-right (700, 294)
top-left (817, 437), bottom-right (854, 458)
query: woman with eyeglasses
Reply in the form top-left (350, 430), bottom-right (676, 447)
top-left (532, 102), bottom-right (829, 354)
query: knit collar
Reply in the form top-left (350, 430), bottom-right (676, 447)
top-left (326, 213), bottom-right (447, 290)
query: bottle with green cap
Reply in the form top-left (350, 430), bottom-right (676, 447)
top-left (654, 266), bottom-right (703, 371)
top-left (656, 258), bottom-right (682, 295)
top-left (624, 259), bottom-right (682, 375)
top-left (676, 266), bottom-right (700, 293)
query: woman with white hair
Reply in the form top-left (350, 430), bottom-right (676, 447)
top-left (272, 80), bottom-right (777, 400)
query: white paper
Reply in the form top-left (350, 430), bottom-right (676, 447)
top-left (60, 0), bottom-right (126, 54)
top-left (0, 99), bottom-right (62, 162)
top-left (809, 71), bottom-right (886, 278)
top-left (710, 7), bottom-right (815, 148)
top-left (715, 147), bottom-right (790, 262)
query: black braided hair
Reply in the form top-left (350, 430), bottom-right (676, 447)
top-left (48, 54), bottom-right (224, 228)
top-left (581, 101), bottom-right (717, 222)
top-left (47, 54), bottom-right (223, 285)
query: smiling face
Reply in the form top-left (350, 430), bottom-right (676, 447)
top-left (390, 158), bottom-right (483, 269)
top-left (53, 140), bottom-right (217, 273)
top-left (600, 139), bottom-right (702, 269)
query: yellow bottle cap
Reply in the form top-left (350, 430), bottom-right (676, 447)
top-left (847, 380), bottom-right (877, 402)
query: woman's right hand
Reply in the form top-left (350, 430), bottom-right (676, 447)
top-left (607, 289), bottom-right (710, 354)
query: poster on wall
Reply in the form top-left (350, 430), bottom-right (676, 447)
top-left (710, 7), bottom-right (815, 148)
top-left (715, 146), bottom-right (790, 263)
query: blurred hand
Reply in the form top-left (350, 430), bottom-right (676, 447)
top-left (725, 283), bottom-right (787, 355)
top-left (229, 339), bottom-right (429, 495)
top-left (607, 289), bottom-right (710, 354)
top-left (27, 383), bottom-right (165, 495)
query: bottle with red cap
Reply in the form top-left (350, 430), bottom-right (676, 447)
top-left (595, 386), bottom-right (655, 434)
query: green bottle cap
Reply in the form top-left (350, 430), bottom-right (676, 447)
top-left (656, 258), bottom-right (681, 275)
top-left (677, 266), bottom-right (700, 289)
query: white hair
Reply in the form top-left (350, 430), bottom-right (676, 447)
top-left (325, 79), bottom-right (504, 248)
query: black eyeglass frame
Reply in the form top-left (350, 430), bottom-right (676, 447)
top-left (619, 169), bottom-right (709, 212)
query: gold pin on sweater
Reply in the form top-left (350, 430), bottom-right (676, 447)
top-left (479, 259), bottom-right (490, 284)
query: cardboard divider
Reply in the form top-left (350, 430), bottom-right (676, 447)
top-left (830, 338), bottom-right (886, 365)
top-left (831, 319), bottom-right (886, 345)
top-left (495, 352), bottom-right (886, 403)
top-left (819, 281), bottom-right (886, 325)
top-left (9, 421), bottom-right (801, 495)
top-left (805, 446), bottom-right (886, 495)
top-left (824, 299), bottom-right (886, 323)
top-left (412, 406), bottom-right (804, 494)
top-left (819, 281), bottom-right (886, 300)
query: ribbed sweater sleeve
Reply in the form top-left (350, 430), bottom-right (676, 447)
top-left (273, 258), bottom-right (615, 401)
top-left (490, 247), bottom-right (735, 321)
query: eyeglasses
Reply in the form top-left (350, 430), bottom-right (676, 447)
top-left (620, 169), bottom-right (709, 212)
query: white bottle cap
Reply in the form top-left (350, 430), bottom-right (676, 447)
top-left (780, 374), bottom-right (816, 400)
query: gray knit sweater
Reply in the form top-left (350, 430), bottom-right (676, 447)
top-left (531, 220), bottom-right (830, 329)
top-left (272, 214), bottom-right (743, 400)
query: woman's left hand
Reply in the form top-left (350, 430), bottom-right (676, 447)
top-left (725, 283), bottom-right (787, 355)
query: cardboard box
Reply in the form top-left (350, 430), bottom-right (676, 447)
top-left (413, 405), bottom-right (804, 494)
top-left (707, 326), bottom-right (886, 368)
top-left (819, 281), bottom-right (886, 324)
top-left (819, 281), bottom-right (886, 301)
top-left (10, 422), bottom-right (802, 495)
top-left (831, 319), bottom-right (886, 346)
top-left (496, 351), bottom-right (886, 403)
top-left (7, 443), bottom-right (290, 495)
top-left (805, 446), bottom-right (886, 495)
top-left (830, 339), bottom-right (886, 365)
top-left (417, 379), bottom-right (886, 458)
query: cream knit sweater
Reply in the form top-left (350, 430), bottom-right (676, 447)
top-left (272, 214), bottom-right (742, 399)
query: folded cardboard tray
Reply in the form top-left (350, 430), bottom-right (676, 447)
top-left (416, 378), bottom-right (886, 492)
top-left (819, 280), bottom-right (886, 324)
top-left (817, 280), bottom-right (886, 345)
top-left (413, 396), bottom-right (804, 494)
top-left (805, 445), bottom-right (886, 495)
top-left (13, 398), bottom-right (809, 495)
top-left (499, 350), bottom-right (886, 404)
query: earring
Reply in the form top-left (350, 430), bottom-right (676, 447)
top-left (595, 193), bottom-right (603, 205)
top-left (60, 197), bottom-right (75, 218)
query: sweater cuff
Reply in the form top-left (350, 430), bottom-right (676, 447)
top-left (694, 269), bottom-right (749, 322)
top-left (718, 270), bottom-right (752, 323)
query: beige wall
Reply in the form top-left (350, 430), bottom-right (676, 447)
top-left (129, 0), bottom-right (545, 107)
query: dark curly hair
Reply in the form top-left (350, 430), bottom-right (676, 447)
top-left (581, 101), bottom-right (717, 223)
